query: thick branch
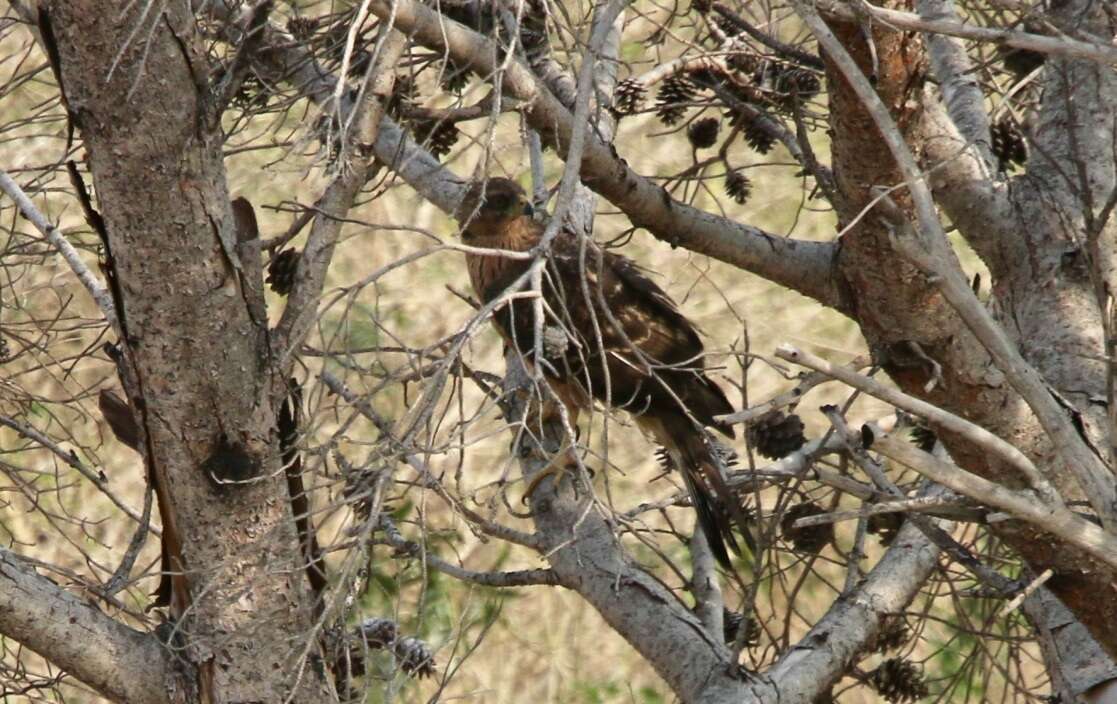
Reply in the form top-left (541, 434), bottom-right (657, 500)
top-left (914, 0), bottom-right (994, 167)
top-left (917, 91), bottom-right (1015, 268)
top-left (748, 518), bottom-right (941, 703)
top-left (273, 28), bottom-right (408, 362)
top-left (0, 549), bottom-right (175, 704)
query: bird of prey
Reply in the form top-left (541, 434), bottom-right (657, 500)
top-left (456, 177), bottom-right (748, 566)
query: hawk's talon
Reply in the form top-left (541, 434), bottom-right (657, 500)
top-left (521, 448), bottom-right (580, 503)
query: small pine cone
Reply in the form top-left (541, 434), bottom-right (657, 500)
top-left (655, 76), bottom-right (696, 126)
top-left (747, 411), bottom-right (806, 459)
top-left (711, 440), bottom-right (739, 469)
top-left (687, 117), bottom-right (720, 149)
top-left (741, 114), bottom-right (776, 154)
top-left (386, 74), bottom-right (419, 119)
top-left (344, 467), bottom-right (382, 523)
top-left (686, 66), bottom-right (723, 90)
top-left (614, 78), bottom-right (645, 115)
top-left (286, 16), bottom-right (319, 41)
top-left (654, 446), bottom-right (676, 472)
top-left (868, 511), bottom-right (904, 546)
top-left (909, 424), bottom-right (937, 452)
top-left (780, 501), bottom-right (833, 554)
top-left (413, 119), bottom-right (460, 159)
top-left (1001, 47), bottom-right (1045, 79)
top-left (991, 119), bottom-right (1027, 169)
top-left (999, 23), bottom-right (1046, 79)
top-left (358, 617), bottom-right (399, 648)
top-left (542, 325), bottom-right (569, 359)
top-left (870, 658), bottom-right (929, 704)
top-left (267, 248), bottom-right (301, 296)
top-left (724, 169), bottom-right (752, 204)
top-left (232, 73), bottom-right (269, 109)
top-left (869, 616), bottom-right (911, 655)
top-left (394, 636), bottom-right (436, 678)
top-left (726, 52), bottom-right (761, 78)
top-left (0, 337), bottom-right (10, 363)
top-left (775, 67), bottom-right (821, 106)
top-left (722, 609), bottom-right (761, 645)
top-left (692, 0), bottom-right (713, 13)
top-left (440, 61), bottom-right (471, 94)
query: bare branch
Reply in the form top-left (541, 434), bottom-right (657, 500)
top-left (816, 0), bottom-right (1117, 66)
top-left (750, 517), bottom-right (942, 703)
top-left (273, 27), bottom-right (409, 364)
top-left (0, 168), bottom-right (119, 333)
top-left (914, 0), bottom-right (995, 168)
top-left (775, 344), bottom-right (1059, 501)
top-left (864, 425), bottom-right (1117, 571)
top-left (0, 549), bottom-right (175, 704)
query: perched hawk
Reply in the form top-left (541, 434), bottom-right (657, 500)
top-left (457, 177), bottom-right (746, 566)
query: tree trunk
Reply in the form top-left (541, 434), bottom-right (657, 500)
top-left (47, 2), bottom-right (331, 700)
top-left (825, 0), bottom-right (1117, 659)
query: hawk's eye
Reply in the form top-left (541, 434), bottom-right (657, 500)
top-left (484, 193), bottom-right (513, 212)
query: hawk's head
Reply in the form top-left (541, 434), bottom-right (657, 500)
top-left (457, 177), bottom-right (534, 240)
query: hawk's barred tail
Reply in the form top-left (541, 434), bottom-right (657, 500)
top-left (666, 421), bottom-right (753, 569)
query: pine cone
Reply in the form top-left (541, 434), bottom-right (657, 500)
top-left (725, 169), bottom-right (752, 204)
top-left (231, 73), bottom-right (269, 109)
top-left (726, 52), bottom-right (761, 78)
top-left (358, 617), bottom-right (399, 647)
top-left (655, 76), bottom-right (696, 126)
top-left (870, 658), bottom-right (929, 703)
top-left (413, 119), bottom-right (460, 159)
top-left (774, 67), bottom-right (821, 106)
top-left (654, 446), bottom-right (675, 472)
top-left (780, 501), bottom-right (832, 554)
top-left (267, 248), bottom-right (301, 296)
top-left (386, 74), bottom-right (419, 120)
top-left (542, 325), bottom-right (569, 358)
top-left (722, 609), bottom-right (761, 645)
top-left (991, 119), bottom-right (1027, 170)
top-left (440, 60), bottom-right (471, 94)
top-left (686, 66), bottom-right (724, 90)
top-left (909, 424), bottom-right (937, 452)
top-left (687, 117), bottom-right (721, 149)
top-left (395, 636), bottom-right (435, 678)
top-left (1001, 47), bottom-right (1045, 79)
top-left (692, 0), bottom-right (713, 13)
top-left (868, 511), bottom-right (904, 546)
top-left (747, 411), bottom-right (806, 459)
top-left (999, 23), bottom-right (1046, 79)
top-left (286, 16), bottom-right (319, 41)
top-left (614, 78), bottom-right (645, 115)
top-left (869, 616), bottom-right (911, 655)
top-left (739, 112), bottom-right (776, 154)
top-left (0, 337), bottom-right (11, 363)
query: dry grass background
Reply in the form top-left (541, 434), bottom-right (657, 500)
top-left (0, 2), bottom-right (1045, 702)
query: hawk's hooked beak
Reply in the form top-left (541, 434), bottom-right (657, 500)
top-left (522, 202), bottom-right (535, 217)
